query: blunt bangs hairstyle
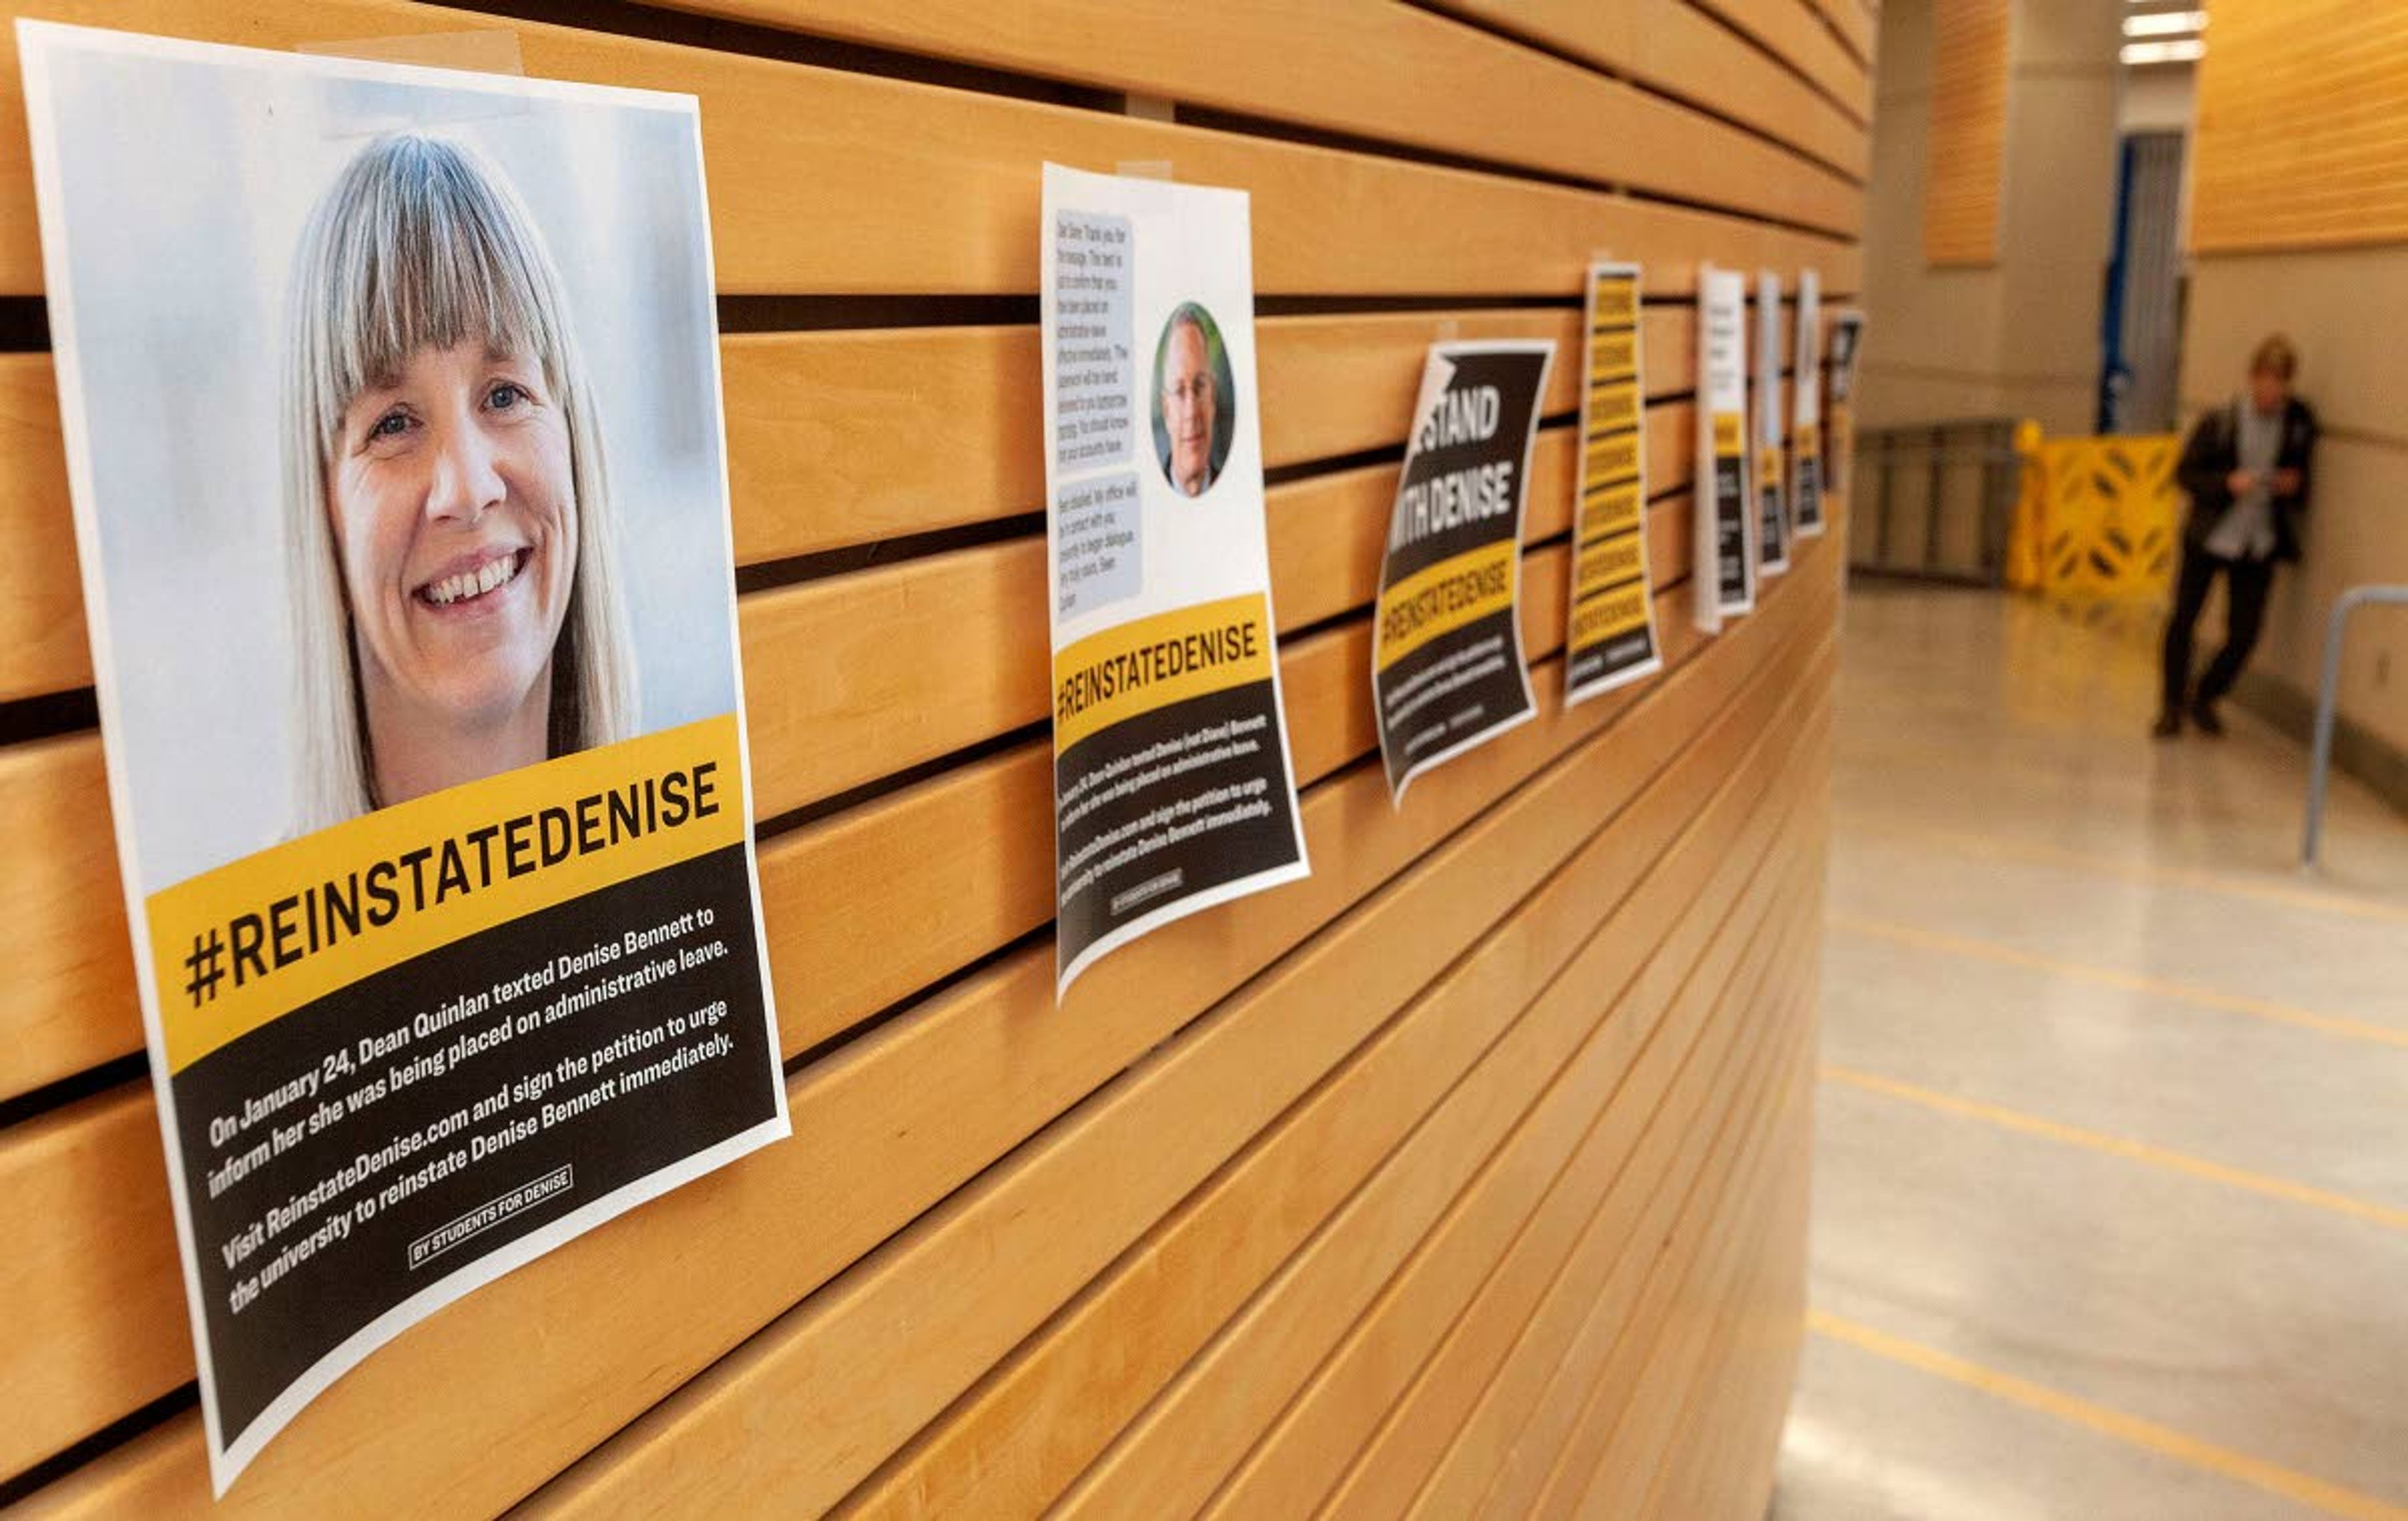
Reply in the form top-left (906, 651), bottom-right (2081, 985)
top-left (283, 132), bottom-right (636, 830)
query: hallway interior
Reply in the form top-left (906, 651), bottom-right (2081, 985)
top-left (1775, 584), bottom-right (2408, 1520)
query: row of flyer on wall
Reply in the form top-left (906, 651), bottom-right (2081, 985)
top-left (15, 21), bottom-right (1865, 1495)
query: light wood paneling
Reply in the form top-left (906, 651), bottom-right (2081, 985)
top-left (529, 618), bottom-right (1834, 1521)
top-left (1, 0), bottom-right (1859, 1513)
top-left (1440, 0), bottom-right (1869, 177)
top-left (0, 3), bottom-right (1856, 300)
top-left (1922, 0), bottom-right (2010, 266)
top-left (2193, 0), bottom-right (2408, 253)
top-left (643, 0), bottom-right (1863, 232)
top-left (16, 537), bottom-right (1836, 1517)
top-left (1692, 0), bottom-right (1874, 119)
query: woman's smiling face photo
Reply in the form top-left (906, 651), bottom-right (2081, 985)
top-left (280, 132), bottom-right (640, 824)
top-left (328, 339), bottom-right (577, 740)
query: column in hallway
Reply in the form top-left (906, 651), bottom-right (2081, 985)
top-left (1856, 0), bottom-right (2121, 436)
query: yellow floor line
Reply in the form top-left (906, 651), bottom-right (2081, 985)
top-left (1821, 1065), bottom-right (2408, 1234)
top-left (1840, 817), bottom-right (2408, 928)
top-left (1828, 913), bottom-right (2408, 1050)
top-left (1807, 1308), bottom-right (2408, 1521)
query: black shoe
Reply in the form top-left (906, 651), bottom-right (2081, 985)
top-left (2190, 700), bottom-right (2225, 737)
top-left (2152, 710), bottom-right (2182, 740)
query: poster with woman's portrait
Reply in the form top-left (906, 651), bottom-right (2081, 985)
top-left (19, 22), bottom-right (788, 1492)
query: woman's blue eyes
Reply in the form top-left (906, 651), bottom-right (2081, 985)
top-left (362, 382), bottom-right (534, 448)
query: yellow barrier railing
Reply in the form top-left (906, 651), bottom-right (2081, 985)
top-left (2007, 426), bottom-right (2182, 605)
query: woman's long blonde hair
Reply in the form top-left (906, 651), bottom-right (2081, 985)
top-left (283, 133), bottom-right (636, 831)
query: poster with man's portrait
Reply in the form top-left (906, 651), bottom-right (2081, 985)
top-left (1040, 164), bottom-right (1311, 994)
top-left (19, 22), bottom-right (788, 1491)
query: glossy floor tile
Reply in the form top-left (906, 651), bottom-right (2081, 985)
top-left (1773, 586), bottom-right (2408, 1521)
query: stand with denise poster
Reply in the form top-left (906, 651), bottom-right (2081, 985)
top-left (1371, 340), bottom-right (1554, 800)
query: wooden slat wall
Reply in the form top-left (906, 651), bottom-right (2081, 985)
top-left (2192, 0), bottom-right (2408, 254)
top-left (0, 2), bottom-right (1860, 1515)
top-left (1922, 0), bottom-right (2010, 266)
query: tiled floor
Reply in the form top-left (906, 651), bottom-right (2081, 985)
top-left (1772, 586), bottom-right (2408, 1520)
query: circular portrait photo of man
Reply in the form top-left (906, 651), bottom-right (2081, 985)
top-left (1151, 302), bottom-right (1238, 498)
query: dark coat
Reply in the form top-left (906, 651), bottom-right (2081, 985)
top-left (2174, 396), bottom-right (2319, 563)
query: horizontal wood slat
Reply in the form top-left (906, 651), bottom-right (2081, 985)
top-left (16, 530), bottom-right (1835, 1514)
top-left (2192, 0), bottom-right (2408, 253)
top-left (1690, 0), bottom-right (1872, 119)
top-left (0, 3), bottom-right (1856, 300)
top-left (1554, 1045), bottom-right (1814, 1517)
top-left (1423, 1011), bottom-right (1811, 1515)
top-left (1339, 950), bottom-right (1815, 1517)
top-left (1921, 0), bottom-right (2009, 266)
top-left (1637, 1085), bottom-right (1814, 1519)
top-left (1438, 0), bottom-right (1869, 178)
top-left (1814, 0), bottom-right (1877, 67)
top-left (1213, 831), bottom-right (1823, 1519)
top-left (638, 0), bottom-right (1864, 231)
top-left (1056, 746), bottom-right (1827, 1518)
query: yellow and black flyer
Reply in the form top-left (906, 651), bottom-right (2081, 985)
top-left (1793, 270), bottom-right (1827, 537)
top-left (1564, 261), bottom-right (1663, 707)
top-left (1040, 164), bottom-right (1311, 994)
top-left (1696, 265), bottom-right (1758, 633)
top-left (1373, 341), bottom-right (1554, 801)
top-left (21, 25), bottom-right (788, 1490)
top-left (1827, 308), bottom-right (1869, 505)
top-left (1755, 270), bottom-right (1792, 579)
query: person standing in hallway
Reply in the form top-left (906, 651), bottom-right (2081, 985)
top-left (2156, 335), bottom-right (2318, 738)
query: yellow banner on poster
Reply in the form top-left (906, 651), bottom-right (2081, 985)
top-left (1571, 582), bottom-right (1653, 647)
top-left (147, 715), bottom-right (748, 1074)
top-left (1576, 530), bottom-right (1647, 596)
top-left (1052, 592), bottom-right (1274, 755)
top-left (1586, 378), bottom-right (1640, 432)
top-left (1376, 539), bottom-right (1518, 671)
top-left (1586, 432), bottom-right (1640, 481)
top-left (1582, 480), bottom-right (1644, 535)
top-left (1590, 276), bottom-right (1637, 327)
